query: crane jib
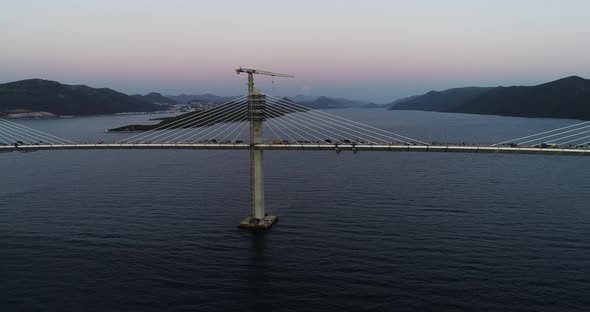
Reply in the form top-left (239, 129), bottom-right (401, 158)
top-left (235, 67), bottom-right (294, 78)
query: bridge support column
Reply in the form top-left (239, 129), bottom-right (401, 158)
top-left (252, 148), bottom-right (265, 219)
top-left (239, 92), bottom-right (278, 229)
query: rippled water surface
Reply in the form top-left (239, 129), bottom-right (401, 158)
top-left (2, 110), bottom-right (590, 311)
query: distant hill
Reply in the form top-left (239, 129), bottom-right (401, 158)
top-left (361, 103), bottom-right (380, 108)
top-left (391, 87), bottom-right (492, 111)
top-left (0, 79), bottom-right (162, 116)
top-left (132, 92), bottom-right (176, 105)
top-left (288, 94), bottom-right (319, 102)
top-left (383, 95), bottom-right (422, 108)
top-left (389, 76), bottom-right (590, 120)
top-left (166, 93), bottom-right (368, 108)
top-left (360, 101), bottom-right (408, 108)
top-left (298, 96), bottom-right (368, 109)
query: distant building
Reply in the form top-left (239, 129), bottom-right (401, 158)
top-left (187, 101), bottom-right (220, 111)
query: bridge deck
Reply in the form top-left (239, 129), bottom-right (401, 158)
top-left (2, 143), bottom-right (590, 156)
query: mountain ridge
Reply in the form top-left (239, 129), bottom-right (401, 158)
top-left (132, 92), bottom-right (177, 105)
top-left (389, 76), bottom-right (590, 120)
top-left (0, 79), bottom-right (163, 116)
top-left (297, 96), bottom-right (368, 109)
top-left (3, 76), bottom-right (590, 119)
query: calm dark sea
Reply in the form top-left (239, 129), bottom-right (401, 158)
top-left (2, 109), bottom-right (589, 312)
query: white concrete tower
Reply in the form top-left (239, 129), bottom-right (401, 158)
top-left (236, 68), bottom-right (292, 229)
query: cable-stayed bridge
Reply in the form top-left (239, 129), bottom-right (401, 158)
top-left (2, 93), bottom-right (590, 155)
top-left (2, 69), bottom-right (590, 228)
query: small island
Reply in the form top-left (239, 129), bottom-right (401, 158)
top-left (108, 97), bottom-right (306, 132)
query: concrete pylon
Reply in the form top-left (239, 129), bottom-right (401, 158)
top-left (239, 92), bottom-right (278, 229)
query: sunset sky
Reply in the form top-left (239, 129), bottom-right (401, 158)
top-left (2, 0), bottom-right (589, 102)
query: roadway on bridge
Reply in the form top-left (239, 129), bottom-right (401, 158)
top-left (2, 143), bottom-right (590, 157)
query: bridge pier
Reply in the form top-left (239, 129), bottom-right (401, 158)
top-left (239, 92), bottom-right (278, 229)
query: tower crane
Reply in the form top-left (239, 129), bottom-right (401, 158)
top-left (235, 67), bottom-right (294, 95)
